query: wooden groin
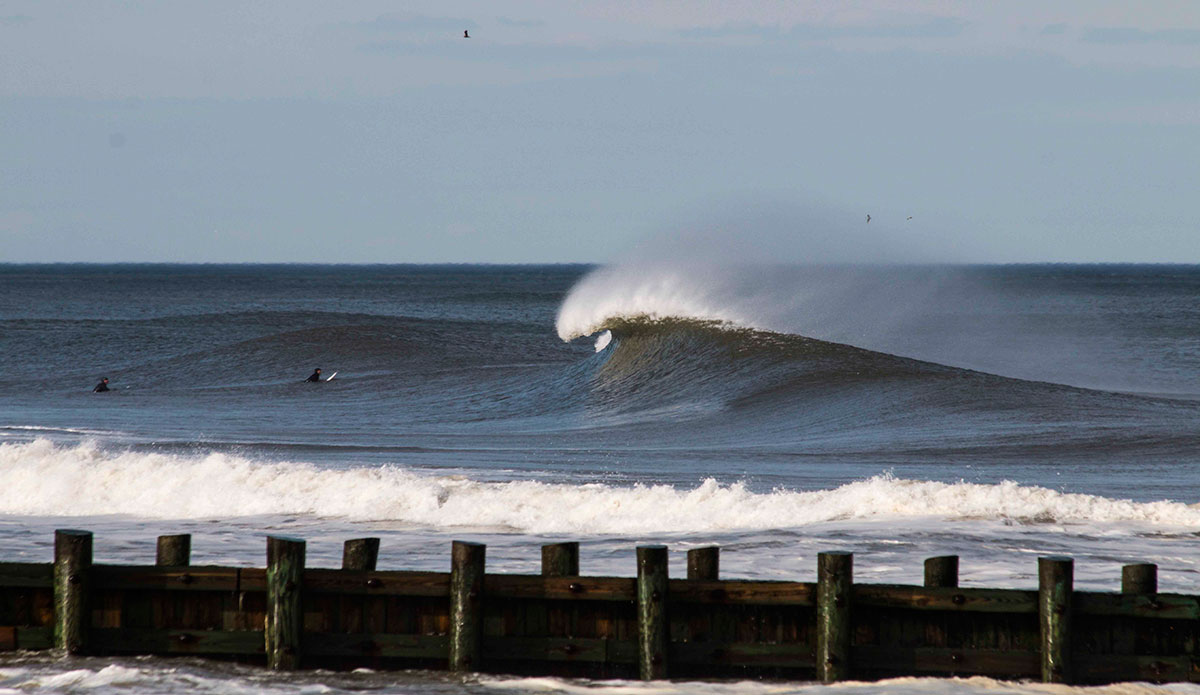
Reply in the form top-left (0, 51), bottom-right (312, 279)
top-left (0, 530), bottom-right (1197, 684)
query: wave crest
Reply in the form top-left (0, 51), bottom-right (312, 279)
top-left (2, 440), bottom-right (1197, 532)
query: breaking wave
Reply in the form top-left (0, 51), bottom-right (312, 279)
top-left (2, 439), bottom-right (1197, 532)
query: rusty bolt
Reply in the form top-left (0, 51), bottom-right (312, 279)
top-left (568, 582), bottom-right (583, 593)
top-left (68, 573), bottom-right (81, 585)
top-left (366, 578), bottom-right (382, 588)
top-left (834, 595), bottom-right (845, 607)
top-left (952, 594), bottom-right (965, 605)
top-left (176, 633), bottom-right (194, 644)
top-left (950, 653), bottom-right (962, 664)
top-left (178, 573), bottom-right (193, 585)
top-left (651, 590), bottom-right (662, 602)
top-left (563, 643), bottom-right (578, 655)
top-left (651, 654), bottom-right (662, 665)
top-left (468, 589), bottom-right (479, 600)
top-left (1054, 604), bottom-right (1066, 615)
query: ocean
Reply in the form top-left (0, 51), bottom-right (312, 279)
top-left (1, 263), bottom-right (1199, 694)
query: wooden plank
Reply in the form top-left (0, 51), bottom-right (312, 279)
top-left (1075, 654), bottom-right (1198, 683)
top-left (342, 539), bottom-right (380, 571)
top-left (852, 646), bottom-right (1039, 677)
top-left (816, 551), bottom-right (852, 683)
top-left (449, 541), bottom-right (485, 673)
top-left (240, 568), bottom-right (267, 592)
top-left (156, 535), bottom-right (191, 567)
top-left (307, 632), bottom-right (448, 659)
top-left (0, 563), bottom-right (53, 588)
top-left (854, 585), bottom-right (1037, 613)
top-left (671, 580), bottom-right (815, 606)
top-left (16, 626), bottom-right (53, 650)
top-left (686, 547), bottom-right (719, 581)
top-left (90, 628), bottom-right (264, 655)
top-left (1074, 592), bottom-right (1198, 620)
top-left (482, 636), bottom-right (637, 663)
top-left (672, 641), bottom-right (815, 668)
top-left (1038, 556), bottom-right (1073, 684)
top-left (303, 570), bottom-right (449, 597)
top-left (486, 575), bottom-right (635, 602)
top-left (636, 546), bottom-right (669, 679)
top-left (93, 566), bottom-right (240, 592)
top-left (0, 626), bottom-right (14, 650)
top-left (265, 536), bottom-right (305, 670)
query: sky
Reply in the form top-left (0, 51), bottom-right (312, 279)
top-left (1, 1), bottom-right (1198, 263)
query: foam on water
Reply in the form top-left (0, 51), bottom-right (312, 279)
top-left (3, 440), bottom-right (1197, 532)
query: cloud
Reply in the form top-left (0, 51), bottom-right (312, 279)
top-left (0, 14), bottom-right (33, 26)
top-left (1040, 23), bottom-right (1067, 36)
top-left (1083, 27), bottom-right (1200, 46)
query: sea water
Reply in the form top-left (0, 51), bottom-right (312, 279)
top-left (1, 263), bottom-right (1198, 693)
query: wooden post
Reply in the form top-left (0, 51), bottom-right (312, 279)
top-left (156, 534), bottom-right (191, 567)
top-left (687, 546), bottom-right (719, 580)
top-left (636, 545), bottom-right (669, 680)
top-left (342, 538), bottom-right (380, 571)
top-left (265, 536), bottom-right (305, 670)
top-left (449, 541), bottom-right (486, 672)
top-left (924, 555), bottom-right (958, 588)
top-left (54, 529), bottom-right (93, 654)
top-left (1038, 556), bottom-right (1073, 684)
top-left (817, 551), bottom-right (853, 683)
top-left (1121, 563), bottom-right (1157, 594)
top-left (541, 542), bottom-right (579, 577)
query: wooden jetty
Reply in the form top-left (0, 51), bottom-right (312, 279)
top-left (0, 530), bottom-right (1196, 684)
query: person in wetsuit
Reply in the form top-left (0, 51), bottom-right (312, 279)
top-left (305, 368), bottom-right (323, 382)
top-left (93, 377), bottom-right (110, 392)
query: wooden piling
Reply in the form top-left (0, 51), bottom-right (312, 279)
top-left (53, 529), bottom-right (93, 654)
top-left (1121, 563), bottom-right (1157, 594)
top-left (924, 555), bottom-right (959, 588)
top-left (449, 541), bottom-right (486, 672)
top-left (265, 536), bottom-right (305, 670)
top-left (155, 534), bottom-right (191, 567)
top-left (817, 551), bottom-right (853, 683)
top-left (687, 546), bottom-right (720, 580)
top-left (636, 545), bottom-right (669, 680)
top-left (342, 538), bottom-right (380, 571)
top-left (1038, 556), bottom-right (1073, 684)
top-left (541, 542), bottom-right (579, 577)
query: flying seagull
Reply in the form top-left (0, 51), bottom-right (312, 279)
top-left (464, 30), bottom-right (470, 38)
top-left (907, 216), bottom-right (913, 220)
top-left (866, 214), bottom-right (871, 223)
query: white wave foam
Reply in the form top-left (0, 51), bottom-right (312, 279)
top-left (2, 440), bottom-right (1198, 532)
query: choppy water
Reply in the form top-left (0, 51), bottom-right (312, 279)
top-left (1, 263), bottom-right (1199, 693)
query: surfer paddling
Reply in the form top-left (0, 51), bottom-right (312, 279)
top-left (305, 368), bottom-right (323, 383)
top-left (93, 377), bottom-right (110, 392)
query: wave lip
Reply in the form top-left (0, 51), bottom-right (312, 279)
top-left (2, 440), bottom-right (1198, 532)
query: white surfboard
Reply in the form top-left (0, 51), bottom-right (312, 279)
top-left (326, 371), bottom-right (338, 382)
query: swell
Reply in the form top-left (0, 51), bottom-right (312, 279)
top-left (3, 439), bottom-right (1197, 529)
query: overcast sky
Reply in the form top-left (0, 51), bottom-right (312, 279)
top-left (2, 1), bottom-right (1198, 263)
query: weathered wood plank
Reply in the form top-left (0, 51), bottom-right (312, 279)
top-left (1074, 592), bottom-right (1198, 620)
top-left (854, 585), bottom-right (1037, 613)
top-left (1121, 564), bottom-right (1158, 595)
top-left (924, 556), bottom-right (958, 588)
top-left (156, 535), bottom-right (191, 567)
top-left (90, 628), bottom-right (264, 655)
top-left (342, 539), bottom-right (380, 571)
top-left (93, 566), bottom-right (240, 592)
top-left (817, 551), bottom-right (852, 683)
top-left (307, 632), bottom-right (449, 659)
top-left (303, 570), bottom-right (450, 597)
top-left (487, 575), bottom-right (635, 601)
top-left (671, 580), bottom-right (815, 605)
top-left (686, 547), bottom-right (719, 581)
top-left (0, 563), bottom-right (53, 588)
top-left (852, 645), bottom-right (1039, 677)
top-left (673, 640), bottom-right (815, 668)
top-left (1038, 556), bottom-right (1073, 684)
top-left (15, 626), bottom-right (52, 650)
top-left (541, 543), bottom-right (580, 577)
top-left (482, 636), bottom-right (637, 663)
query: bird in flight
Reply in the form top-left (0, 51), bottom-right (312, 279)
top-left (866, 214), bottom-right (871, 223)
top-left (907, 216), bottom-right (913, 220)
top-left (464, 30), bottom-right (470, 38)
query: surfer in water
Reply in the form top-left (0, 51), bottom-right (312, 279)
top-left (93, 377), bottom-right (110, 392)
top-left (305, 368), bottom-right (323, 383)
